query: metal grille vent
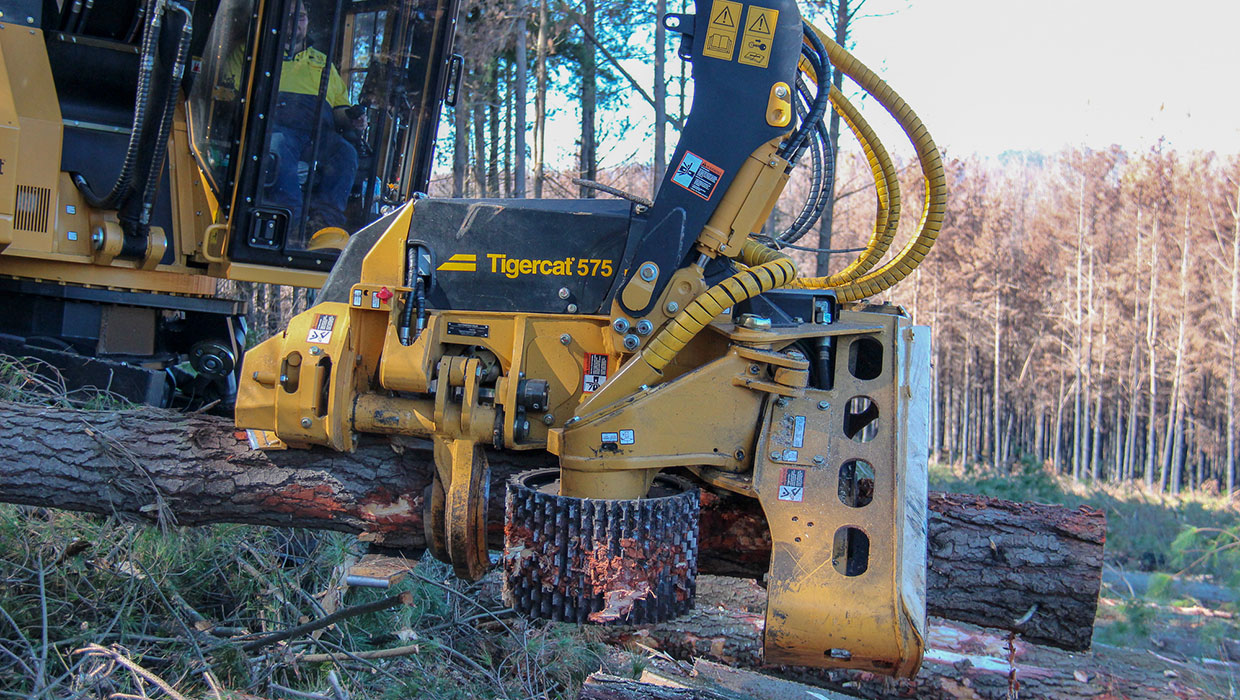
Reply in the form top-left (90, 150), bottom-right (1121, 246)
top-left (15, 185), bottom-right (50, 233)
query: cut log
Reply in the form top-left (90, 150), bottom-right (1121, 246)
top-left (602, 580), bottom-right (1232, 700)
top-left (0, 402), bottom-right (1102, 650)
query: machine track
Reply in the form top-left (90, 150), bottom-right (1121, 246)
top-left (502, 469), bottom-right (699, 625)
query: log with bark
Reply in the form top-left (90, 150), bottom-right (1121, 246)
top-left (0, 402), bottom-right (1103, 650)
top-left (598, 577), bottom-right (1231, 700)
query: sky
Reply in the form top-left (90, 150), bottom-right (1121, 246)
top-left (847, 0), bottom-right (1240, 158)
top-left (437, 0), bottom-right (1240, 177)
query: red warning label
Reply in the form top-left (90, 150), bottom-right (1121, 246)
top-left (306, 314), bottom-right (336, 344)
top-left (778, 467), bottom-right (805, 502)
top-left (671, 150), bottom-right (724, 201)
top-left (583, 353), bottom-right (608, 393)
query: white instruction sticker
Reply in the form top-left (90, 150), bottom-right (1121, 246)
top-left (619, 429), bottom-right (635, 445)
top-left (307, 314), bottom-right (336, 344)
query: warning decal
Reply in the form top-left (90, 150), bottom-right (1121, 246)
top-left (703, 0), bottom-right (741, 61)
top-left (671, 151), bottom-right (724, 200)
top-left (307, 314), bottom-right (336, 344)
top-left (583, 353), bottom-right (609, 393)
top-left (738, 5), bottom-right (779, 68)
top-left (778, 467), bottom-right (805, 502)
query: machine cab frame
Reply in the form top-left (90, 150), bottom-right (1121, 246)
top-left (187, 0), bottom-right (459, 273)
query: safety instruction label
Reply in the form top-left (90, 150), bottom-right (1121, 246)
top-left (778, 467), bottom-right (805, 502)
top-left (583, 353), bottom-right (608, 393)
top-left (703, 0), bottom-right (741, 62)
top-left (672, 151), bottom-right (724, 200)
top-left (738, 5), bottom-right (778, 68)
top-left (307, 314), bottom-right (336, 344)
top-left (601, 430), bottom-right (636, 445)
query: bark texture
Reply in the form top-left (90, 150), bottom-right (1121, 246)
top-left (600, 577), bottom-right (1223, 700)
top-left (0, 402), bottom-right (1102, 650)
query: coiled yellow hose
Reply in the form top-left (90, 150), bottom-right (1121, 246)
top-left (792, 27), bottom-right (947, 302)
top-left (641, 239), bottom-right (797, 372)
top-left (823, 83), bottom-right (901, 284)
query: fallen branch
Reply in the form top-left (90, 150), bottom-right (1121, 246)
top-left (240, 592), bottom-right (412, 652)
top-left (296, 643), bottom-right (421, 663)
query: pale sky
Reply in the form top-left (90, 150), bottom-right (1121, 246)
top-left (440, 0), bottom-right (1240, 178)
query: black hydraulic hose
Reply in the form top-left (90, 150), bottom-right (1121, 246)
top-left (124, 1), bottom-right (147, 43)
top-left (72, 0), bottom-right (94, 34)
top-left (779, 79), bottom-right (834, 244)
top-left (60, 0), bottom-right (82, 32)
top-left (137, 3), bottom-right (193, 228)
top-left (774, 81), bottom-right (822, 242)
top-left (73, 0), bottom-right (163, 211)
top-left (782, 23), bottom-right (831, 159)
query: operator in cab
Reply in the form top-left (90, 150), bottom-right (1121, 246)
top-left (264, 0), bottom-right (365, 248)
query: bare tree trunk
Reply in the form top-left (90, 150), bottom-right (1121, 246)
top-left (487, 60), bottom-right (501, 197)
top-left (578, 0), bottom-right (597, 197)
top-left (1166, 228), bottom-right (1191, 493)
top-left (472, 69), bottom-right (487, 196)
top-left (653, 0), bottom-right (667, 193)
top-left (533, 0), bottom-right (549, 198)
top-left (0, 403), bottom-right (1104, 650)
top-left (513, 0), bottom-right (528, 198)
top-left (1144, 221), bottom-right (1161, 487)
top-left (452, 102), bottom-right (468, 197)
top-left (1228, 180), bottom-right (1239, 494)
top-left (814, 0), bottom-right (851, 277)
top-left (992, 283), bottom-right (1002, 470)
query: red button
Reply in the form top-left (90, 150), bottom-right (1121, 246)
top-left (376, 287), bottom-right (393, 302)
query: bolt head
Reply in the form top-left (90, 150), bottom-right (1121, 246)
top-left (665, 301), bottom-right (679, 314)
top-left (567, 304), bottom-right (578, 313)
top-left (557, 287), bottom-right (571, 299)
top-left (559, 333), bottom-right (571, 345)
top-left (543, 414), bottom-right (555, 425)
top-left (775, 84), bottom-right (789, 98)
top-left (639, 263), bottom-right (658, 281)
top-left (612, 318), bottom-right (630, 333)
top-left (749, 364), bottom-right (761, 375)
top-left (309, 346), bottom-right (322, 356)
top-left (635, 320), bottom-right (653, 335)
top-left (623, 334), bottom-right (640, 350)
top-left (813, 455), bottom-right (825, 465)
top-left (770, 450), bottom-right (782, 460)
top-left (300, 417), bottom-right (312, 428)
top-left (818, 401), bottom-right (830, 410)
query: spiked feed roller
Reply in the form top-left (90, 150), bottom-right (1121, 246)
top-left (502, 469), bottom-right (699, 624)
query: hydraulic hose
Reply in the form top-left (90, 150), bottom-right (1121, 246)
top-left (136, 2), bottom-right (193, 228)
top-left (73, 0), bottom-right (164, 211)
top-left (820, 83), bottom-right (900, 283)
top-left (640, 240), bottom-right (798, 373)
top-left (793, 28), bottom-right (946, 302)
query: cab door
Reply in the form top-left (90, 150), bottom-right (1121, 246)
top-left (187, 0), bottom-right (460, 277)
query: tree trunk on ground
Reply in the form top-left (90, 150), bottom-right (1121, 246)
top-left (0, 402), bottom-right (1102, 650)
top-left (598, 578), bottom-right (1221, 700)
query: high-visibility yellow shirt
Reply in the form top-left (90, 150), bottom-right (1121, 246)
top-left (278, 47), bottom-right (349, 108)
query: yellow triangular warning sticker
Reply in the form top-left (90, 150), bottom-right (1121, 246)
top-left (749, 13), bottom-right (770, 33)
top-left (713, 6), bottom-right (735, 27)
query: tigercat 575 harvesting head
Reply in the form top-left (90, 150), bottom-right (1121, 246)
top-left (237, 0), bottom-right (946, 677)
